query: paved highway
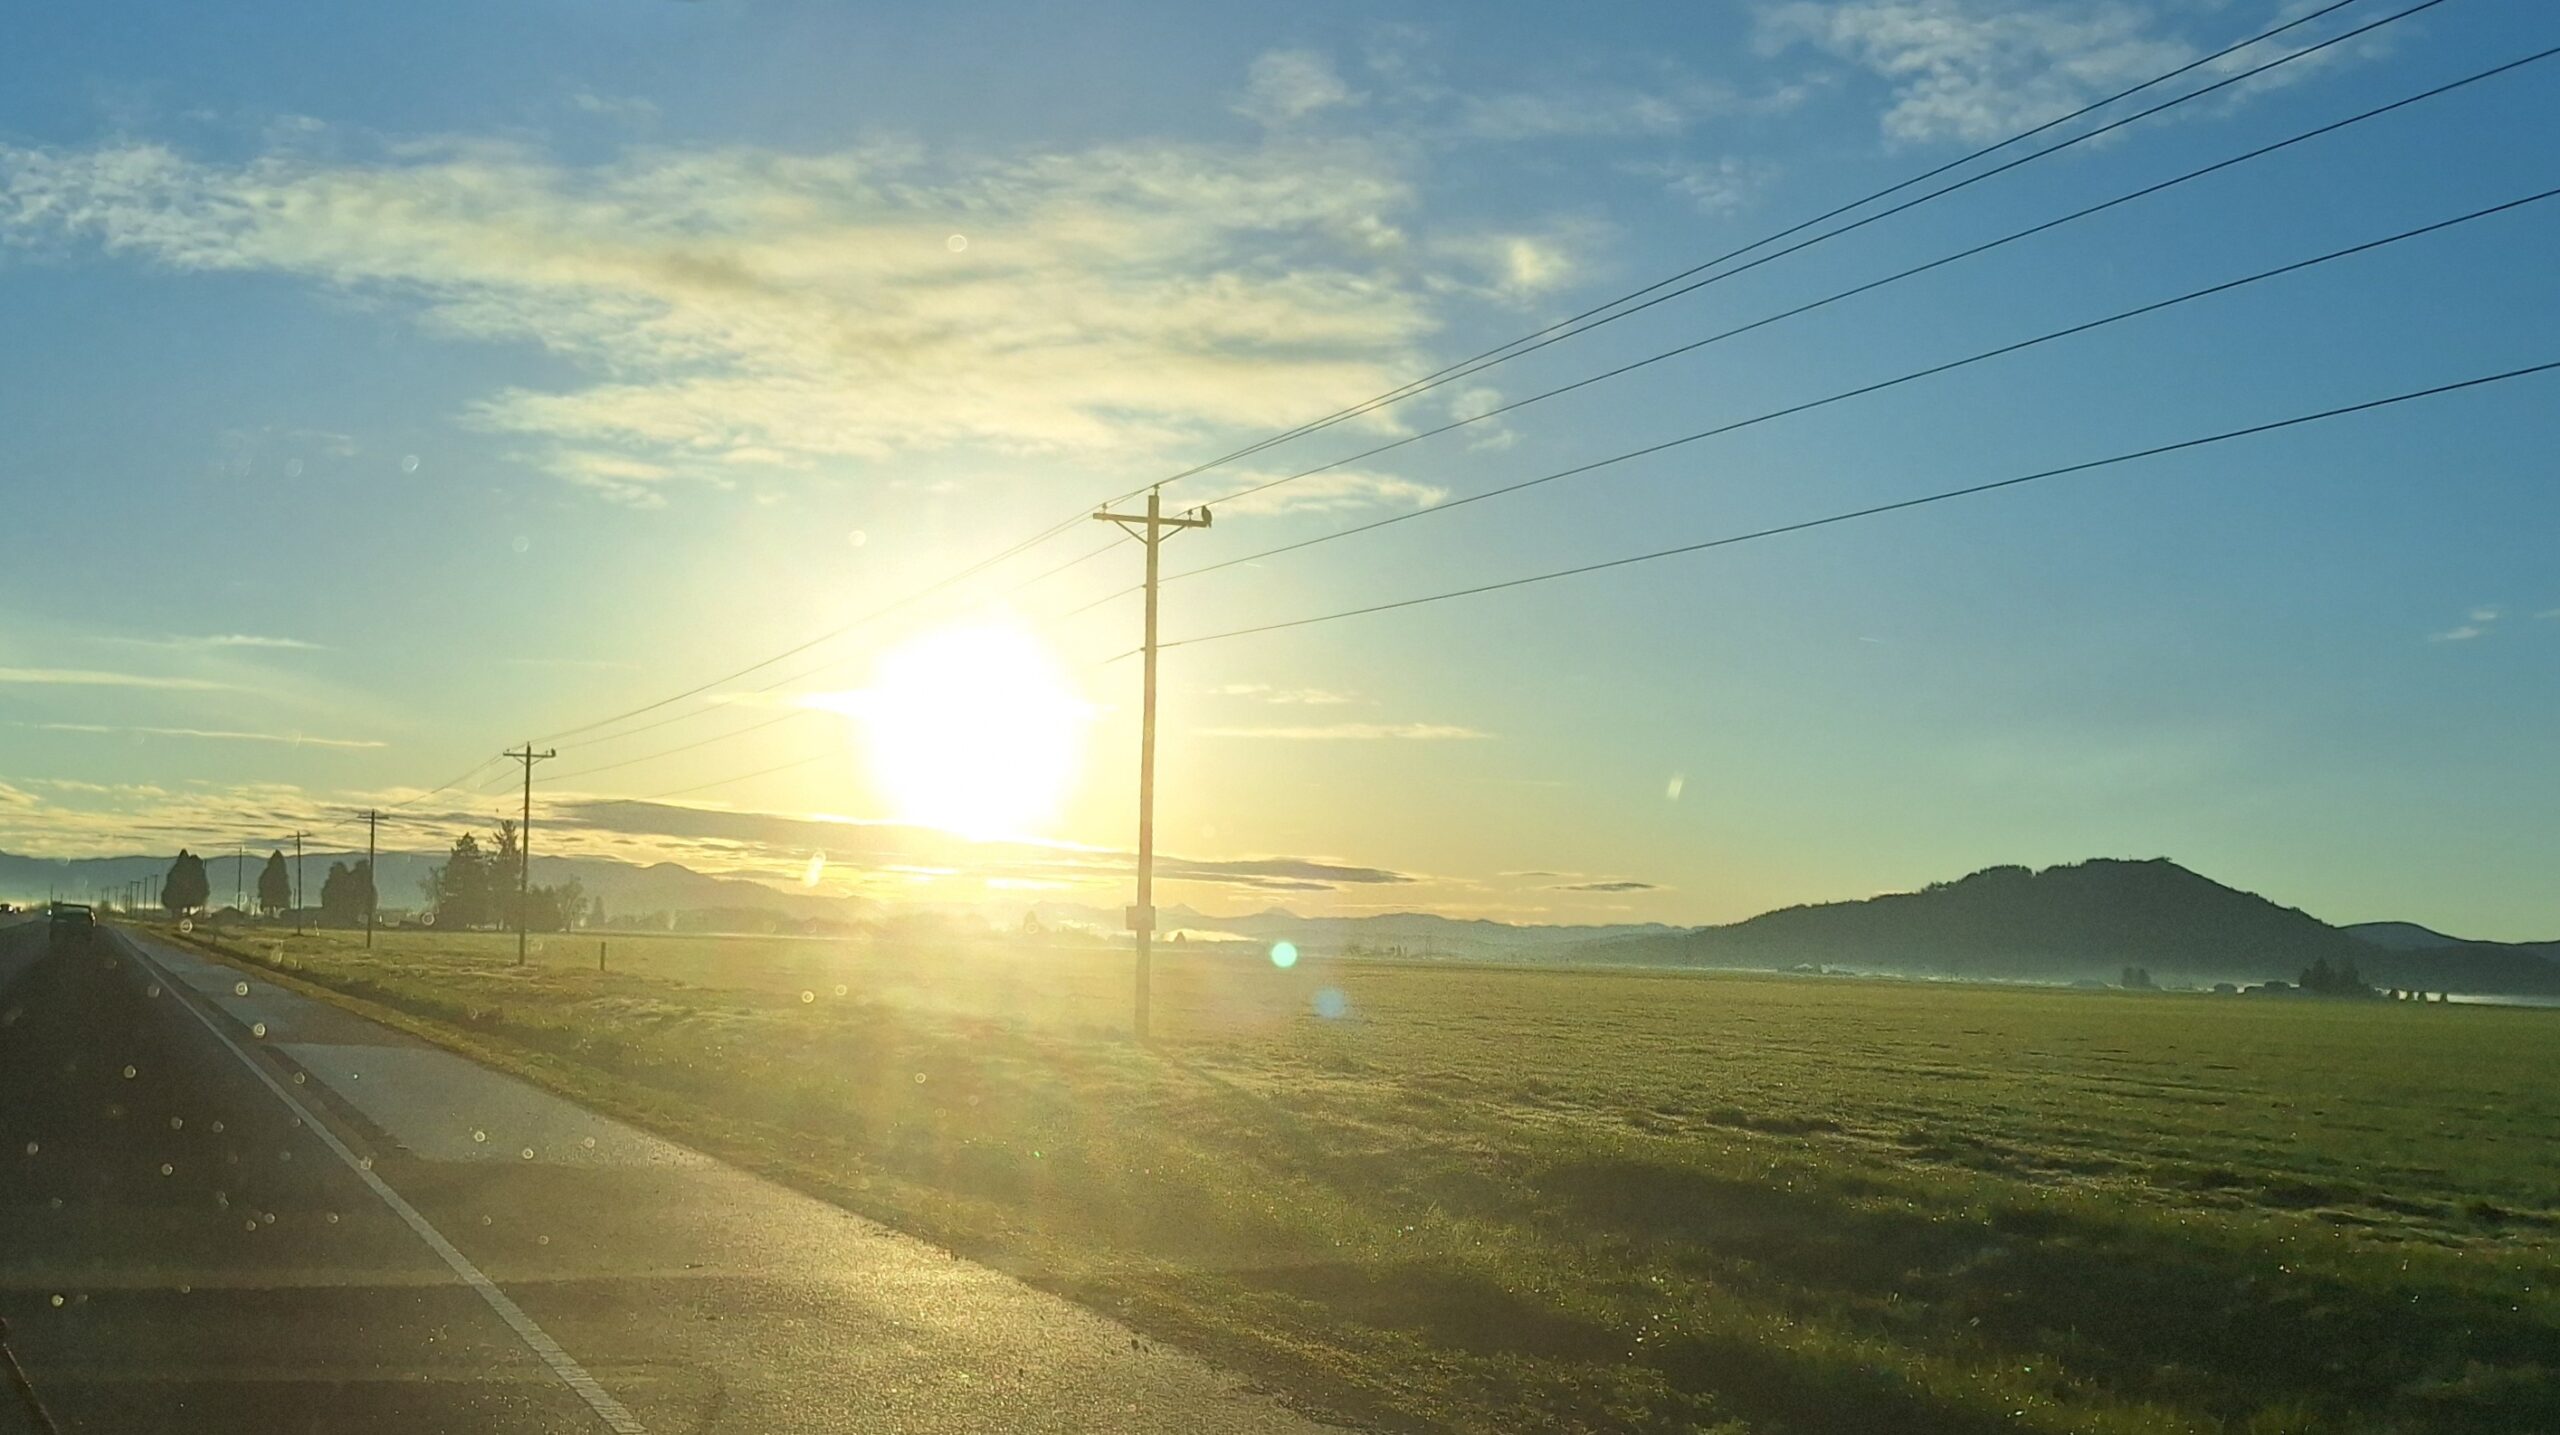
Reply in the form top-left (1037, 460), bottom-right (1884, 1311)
top-left (0, 916), bottom-right (1348, 1434)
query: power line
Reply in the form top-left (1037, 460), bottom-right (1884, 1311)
top-left (1159, 184), bottom-right (2560, 589)
top-left (555, 535), bottom-right (1128, 756)
top-left (1183, 0), bottom-right (2457, 517)
top-left (564, 752), bottom-right (832, 808)
top-left (1131, 0), bottom-right (2426, 501)
top-left (1183, 41), bottom-right (2560, 529)
top-left (384, 0), bottom-right (2397, 778)
top-left (547, 706), bottom-right (811, 784)
top-left (1152, 359), bottom-right (2560, 651)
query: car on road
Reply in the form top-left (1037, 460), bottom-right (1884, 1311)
top-left (46, 901), bottom-right (94, 951)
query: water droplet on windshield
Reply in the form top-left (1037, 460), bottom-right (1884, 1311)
top-left (471, 1129), bottom-right (488, 1144)
top-left (400, 454), bottom-right (420, 473)
top-left (159, 1164), bottom-right (173, 1176)
top-left (799, 990), bottom-right (814, 1004)
top-left (833, 984), bottom-right (847, 997)
top-left (47, 1295), bottom-right (62, 1308)
top-left (519, 1147), bottom-right (535, 1161)
top-left (284, 458), bottom-right (304, 478)
top-left (234, 982), bottom-right (250, 997)
top-left (946, 234), bottom-right (969, 253)
top-left (512, 535), bottom-right (530, 554)
top-left (168, 1117), bottom-right (183, 1130)
top-left (846, 529), bottom-right (868, 548)
top-left (250, 1023), bottom-right (266, 1038)
top-left (22, 1141), bottom-right (36, 1156)
top-left (122, 1065), bottom-right (137, 1079)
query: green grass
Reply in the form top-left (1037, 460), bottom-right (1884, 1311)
top-left (168, 921), bottom-right (2558, 1434)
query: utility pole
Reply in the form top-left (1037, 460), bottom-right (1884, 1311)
top-left (235, 843), bottom-right (245, 913)
top-left (288, 832), bottom-right (310, 935)
top-left (505, 744), bottom-right (555, 966)
top-left (352, 809), bottom-right (386, 948)
top-left (1091, 486), bottom-right (1210, 1041)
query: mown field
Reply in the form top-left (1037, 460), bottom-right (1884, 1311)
top-left (162, 921), bottom-right (2557, 1435)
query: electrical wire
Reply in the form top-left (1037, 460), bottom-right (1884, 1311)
top-left (449, 0), bottom-right (2402, 767)
top-left (1153, 185), bottom-right (2560, 588)
top-left (1151, 358), bottom-right (2560, 651)
top-left (1182, 0), bottom-right (2455, 517)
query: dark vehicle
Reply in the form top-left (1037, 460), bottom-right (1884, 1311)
top-left (46, 902), bottom-right (94, 952)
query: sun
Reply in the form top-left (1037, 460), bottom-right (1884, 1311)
top-left (814, 623), bottom-right (1092, 839)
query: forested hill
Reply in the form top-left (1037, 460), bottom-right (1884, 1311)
top-left (1580, 858), bottom-right (2560, 996)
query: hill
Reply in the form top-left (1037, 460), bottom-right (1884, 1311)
top-left (1584, 858), bottom-right (2560, 996)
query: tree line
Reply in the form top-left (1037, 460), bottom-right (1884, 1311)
top-left (152, 823), bottom-right (583, 934)
top-left (422, 819), bottom-right (585, 932)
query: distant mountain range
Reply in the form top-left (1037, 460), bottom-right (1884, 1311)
top-left (1580, 858), bottom-right (2560, 996)
top-left (7, 846), bottom-right (2553, 996)
top-left (1030, 901), bottom-right (1676, 955)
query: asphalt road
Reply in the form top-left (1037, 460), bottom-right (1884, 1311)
top-left (0, 916), bottom-right (1348, 1434)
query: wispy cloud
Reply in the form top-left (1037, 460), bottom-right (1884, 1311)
top-left (108, 632), bottom-right (323, 651)
top-left (1235, 50), bottom-right (1362, 127)
top-left (1211, 683), bottom-right (1362, 706)
top-left (568, 89), bottom-right (659, 124)
top-left (0, 97), bottom-right (1581, 503)
top-left (1452, 75), bottom-right (1811, 141)
top-left (1621, 155), bottom-right (1772, 215)
top-left (502, 655), bottom-right (644, 671)
top-left (0, 666), bottom-right (231, 689)
top-left (2430, 604), bottom-right (2506, 643)
top-left (18, 722), bottom-right (384, 749)
top-left (1206, 468), bottom-right (1448, 517)
top-left (1201, 722), bottom-right (1490, 740)
top-left (1754, 0), bottom-right (2362, 146)
top-left (1550, 878), bottom-right (1660, 892)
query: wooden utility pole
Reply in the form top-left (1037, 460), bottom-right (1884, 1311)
top-left (353, 809), bottom-right (386, 948)
top-left (235, 843), bottom-right (245, 913)
top-left (288, 831), bottom-right (311, 935)
top-left (505, 744), bottom-right (556, 966)
top-left (1091, 487), bottom-right (1210, 1041)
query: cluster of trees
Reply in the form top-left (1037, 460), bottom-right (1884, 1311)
top-left (2119, 965), bottom-right (2157, 989)
top-left (2297, 956), bottom-right (2376, 998)
top-left (422, 820), bottom-right (584, 932)
top-left (318, 861), bottom-right (377, 926)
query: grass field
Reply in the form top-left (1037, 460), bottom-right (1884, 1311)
top-left (166, 921), bottom-right (2558, 1434)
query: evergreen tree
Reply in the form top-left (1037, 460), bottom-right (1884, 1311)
top-left (161, 849), bottom-right (211, 914)
top-left (256, 850), bottom-right (291, 918)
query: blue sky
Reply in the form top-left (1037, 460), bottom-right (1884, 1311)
top-left (1, 0), bottom-right (2555, 937)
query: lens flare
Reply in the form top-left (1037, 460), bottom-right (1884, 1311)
top-left (1270, 941), bottom-right (1298, 969)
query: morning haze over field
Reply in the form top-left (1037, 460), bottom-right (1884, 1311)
top-left (4, 2), bottom-right (2559, 1433)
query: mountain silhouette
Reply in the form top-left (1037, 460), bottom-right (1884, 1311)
top-left (1585, 858), bottom-right (2560, 996)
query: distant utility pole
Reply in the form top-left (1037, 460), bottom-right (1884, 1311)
top-left (352, 809), bottom-right (387, 949)
top-left (289, 831), bottom-right (310, 935)
top-left (505, 744), bottom-right (555, 967)
top-left (235, 843), bottom-right (245, 913)
top-left (1091, 486), bottom-right (1211, 1042)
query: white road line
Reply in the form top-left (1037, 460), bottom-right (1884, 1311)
top-left (112, 931), bottom-right (647, 1434)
